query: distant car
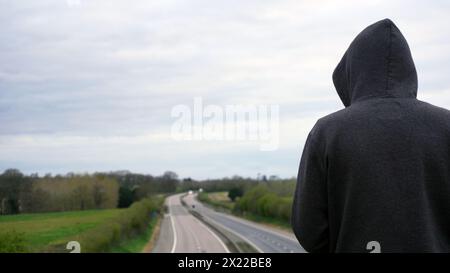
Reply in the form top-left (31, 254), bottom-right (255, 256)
top-left (188, 190), bottom-right (193, 195)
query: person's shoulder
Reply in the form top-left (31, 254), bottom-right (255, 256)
top-left (308, 107), bottom-right (351, 139)
top-left (314, 107), bottom-right (351, 129)
top-left (416, 99), bottom-right (450, 116)
top-left (415, 100), bottom-right (450, 133)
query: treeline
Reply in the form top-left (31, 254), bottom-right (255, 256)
top-left (179, 175), bottom-right (294, 193)
top-left (0, 169), bottom-right (119, 214)
top-left (105, 170), bottom-right (179, 208)
top-left (0, 167), bottom-right (294, 225)
top-left (28, 175), bottom-right (119, 212)
top-left (0, 169), bottom-right (180, 215)
top-left (180, 176), bottom-right (255, 192)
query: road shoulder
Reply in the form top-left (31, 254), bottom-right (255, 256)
top-left (149, 213), bottom-right (174, 253)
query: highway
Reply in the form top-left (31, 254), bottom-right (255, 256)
top-left (183, 193), bottom-right (306, 253)
top-left (152, 193), bottom-right (229, 253)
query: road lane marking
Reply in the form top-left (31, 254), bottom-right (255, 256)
top-left (198, 198), bottom-right (303, 252)
top-left (182, 194), bottom-right (230, 253)
top-left (218, 210), bottom-right (299, 242)
top-left (189, 195), bottom-right (265, 253)
top-left (195, 216), bottom-right (231, 253)
top-left (199, 211), bottom-right (264, 253)
top-left (185, 217), bottom-right (203, 253)
top-left (191, 190), bottom-right (301, 243)
top-left (169, 195), bottom-right (178, 253)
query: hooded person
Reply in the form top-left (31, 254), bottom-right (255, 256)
top-left (292, 19), bottom-right (450, 253)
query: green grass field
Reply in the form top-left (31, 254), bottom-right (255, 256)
top-left (0, 209), bottom-right (123, 252)
top-left (207, 192), bottom-right (235, 209)
top-left (198, 191), bottom-right (235, 211)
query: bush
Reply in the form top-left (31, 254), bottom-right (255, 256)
top-left (234, 185), bottom-right (293, 225)
top-left (197, 192), bottom-right (209, 202)
top-left (228, 187), bottom-right (243, 202)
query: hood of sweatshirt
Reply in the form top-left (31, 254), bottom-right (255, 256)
top-left (332, 19), bottom-right (418, 107)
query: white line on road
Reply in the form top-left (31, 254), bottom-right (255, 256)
top-left (169, 197), bottom-right (178, 253)
top-left (218, 211), bottom-right (298, 242)
top-left (194, 217), bottom-right (230, 253)
top-left (201, 212), bottom-right (264, 253)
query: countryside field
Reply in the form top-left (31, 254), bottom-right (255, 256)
top-left (0, 197), bottom-right (163, 253)
top-left (0, 209), bottom-right (123, 252)
top-left (201, 191), bottom-right (235, 210)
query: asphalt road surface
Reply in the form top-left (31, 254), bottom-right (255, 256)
top-left (157, 193), bottom-right (230, 253)
top-left (183, 193), bottom-right (306, 253)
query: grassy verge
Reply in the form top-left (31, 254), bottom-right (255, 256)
top-left (237, 212), bottom-right (293, 231)
top-left (110, 214), bottom-right (160, 253)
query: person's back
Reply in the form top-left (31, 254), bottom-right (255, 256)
top-left (292, 19), bottom-right (450, 253)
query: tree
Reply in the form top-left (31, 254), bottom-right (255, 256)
top-left (118, 186), bottom-right (134, 208)
top-left (0, 169), bottom-right (27, 214)
top-left (162, 171), bottom-right (178, 181)
top-left (93, 182), bottom-right (106, 208)
top-left (160, 171), bottom-right (179, 192)
top-left (228, 187), bottom-right (244, 202)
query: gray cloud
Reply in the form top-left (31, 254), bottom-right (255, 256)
top-left (1, 0), bottom-right (449, 178)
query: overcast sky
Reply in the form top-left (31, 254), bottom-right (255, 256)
top-left (1, 0), bottom-right (449, 179)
